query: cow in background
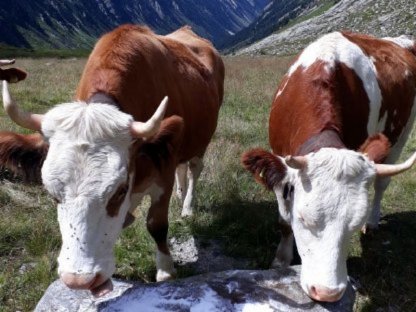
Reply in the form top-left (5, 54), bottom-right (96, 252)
top-left (0, 24), bottom-right (224, 296)
top-left (242, 32), bottom-right (416, 302)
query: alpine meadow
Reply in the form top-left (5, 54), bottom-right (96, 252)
top-left (0, 56), bottom-right (415, 311)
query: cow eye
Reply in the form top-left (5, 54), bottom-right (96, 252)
top-left (283, 183), bottom-right (294, 200)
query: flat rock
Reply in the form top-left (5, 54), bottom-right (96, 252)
top-left (35, 266), bottom-right (355, 312)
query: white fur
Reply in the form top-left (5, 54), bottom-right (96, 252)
top-left (181, 157), bottom-right (203, 217)
top-left (366, 93), bottom-right (416, 228)
top-left (383, 35), bottom-right (415, 50)
top-left (274, 148), bottom-right (376, 296)
top-left (156, 250), bottom-right (176, 282)
top-left (41, 102), bottom-right (135, 280)
top-left (175, 163), bottom-right (188, 202)
top-left (288, 32), bottom-right (383, 135)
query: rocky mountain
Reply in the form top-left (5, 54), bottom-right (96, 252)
top-left (220, 0), bottom-right (319, 52)
top-left (0, 0), bottom-right (270, 50)
top-left (237, 0), bottom-right (416, 56)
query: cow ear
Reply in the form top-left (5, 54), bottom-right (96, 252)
top-left (359, 133), bottom-right (391, 163)
top-left (137, 115), bottom-right (184, 170)
top-left (0, 68), bottom-right (27, 83)
top-left (241, 148), bottom-right (287, 190)
top-left (0, 132), bottom-right (48, 183)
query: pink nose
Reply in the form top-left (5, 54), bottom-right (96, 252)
top-left (60, 272), bottom-right (97, 289)
top-left (308, 285), bottom-right (345, 302)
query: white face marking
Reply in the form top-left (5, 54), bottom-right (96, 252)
top-left (288, 32), bottom-right (383, 135)
top-left (274, 148), bottom-right (376, 293)
top-left (41, 102), bottom-right (135, 280)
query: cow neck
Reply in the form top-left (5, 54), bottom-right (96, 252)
top-left (87, 92), bottom-right (120, 109)
top-left (296, 130), bottom-right (345, 156)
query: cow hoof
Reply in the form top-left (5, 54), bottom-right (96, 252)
top-left (156, 269), bottom-right (177, 282)
top-left (181, 208), bottom-right (193, 218)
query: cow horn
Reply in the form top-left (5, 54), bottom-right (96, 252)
top-left (130, 96), bottom-right (168, 138)
top-left (375, 151), bottom-right (416, 177)
top-left (285, 155), bottom-right (308, 170)
top-left (2, 81), bottom-right (43, 131)
top-left (0, 59), bottom-right (15, 66)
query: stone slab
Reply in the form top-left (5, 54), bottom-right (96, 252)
top-left (35, 266), bottom-right (355, 312)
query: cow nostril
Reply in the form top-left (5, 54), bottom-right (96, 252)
top-left (308, 285), bottom-right (345, 302)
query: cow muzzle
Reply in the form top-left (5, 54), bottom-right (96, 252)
top-left (306, 284), bottom-right (346, 302)
top-left (60, 272), bottom-right (113, 297)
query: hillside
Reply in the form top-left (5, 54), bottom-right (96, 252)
top-left (237, 0), bottom-right (416, 56)
top-left (220, 0), bottom-right (319, 52)
top-left (0, 0), bottom-right (270, 51)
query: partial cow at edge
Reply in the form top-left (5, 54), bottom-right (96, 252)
top-left (0, 25), bottom-right (224, 296)
top-left (242, 32), bottom-right (416, 302)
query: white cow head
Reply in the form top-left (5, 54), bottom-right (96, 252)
top-left (2, 81), bottom-right (168, 296)
top-left (242, 146), bottom-right (416, 301)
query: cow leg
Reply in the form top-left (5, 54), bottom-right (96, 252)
top-left (365, 176), bottom-right (391, 231)
top-left (271, 217), bottom-right (294, 268)
top-left (146, 183), bottom-right (176, 282)
top-left (175, 163), bottom-right (188, 204)
top-left (181, 157), bottom-right (203, 217)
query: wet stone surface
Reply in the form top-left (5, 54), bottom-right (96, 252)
top-left (35, 266), bottom-right (355, 312)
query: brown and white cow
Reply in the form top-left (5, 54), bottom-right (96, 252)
top-left (0, 25), bottom-right (224, 296)
top-left (242, 32), bottom-right (416, 302)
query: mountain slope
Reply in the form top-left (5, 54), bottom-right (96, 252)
top-left (0, 0), bottom-right (270, 50)
top-left (237, 0), bottom-right (415, 56)
top-left (220, 0), bottom-right (318, 52)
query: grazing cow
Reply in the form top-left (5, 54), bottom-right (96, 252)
top-left (242, 32), bottom-right (416, 302)
top-left (0, 25), bottom-right (224, 296)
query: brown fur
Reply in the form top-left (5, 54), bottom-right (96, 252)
top-left (0, 68), bottom-right (27, 83)
top-left (359, 133), bottom-right (391, 163)
top-left (269, 32), bottom-right (416, 157)
top-left (0, 132), bottom-right (48, 182)
top-left (241, 148), bottom-right (287, 190)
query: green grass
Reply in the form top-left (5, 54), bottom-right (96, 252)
top-left (0, 56), bottom-right (415, 311)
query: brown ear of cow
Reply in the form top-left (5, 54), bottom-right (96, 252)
top-left (241, 148), bottom-right (287, 190)
top-left (359, 133), bottom-right (391, 163)
top-left (0, 68), bottom-right (27, 83)
top-left (0, 132), bottom-right (48, 183)
top-left (137, 115), bottom-right (184, 171)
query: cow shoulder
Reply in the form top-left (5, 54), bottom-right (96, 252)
top-left (0, 132), bottom-right (48, 182)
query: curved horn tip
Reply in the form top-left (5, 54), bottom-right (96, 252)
top-left (375, 151), bottom-right (416, 177)
top-left (0, 59), bottom-right (15, 66)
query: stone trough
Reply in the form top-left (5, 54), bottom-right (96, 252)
top-left (35, 266), bottom-right (355, 312)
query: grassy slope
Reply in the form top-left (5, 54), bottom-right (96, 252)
top-left (0, 57), bottom-right (415, 311)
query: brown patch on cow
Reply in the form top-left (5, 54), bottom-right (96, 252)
top-left (75, 24), bottom-right (223, 162)
top-left (333, 62), bottom-right (372, 149)
top-left (359, 133), bottom-right (391, 163)
top-left (342, 32), bottom-right (416, 146)
top-left (106, 182), bottom-right (129, 217)
top-left (0, 132), bottom-right (48, 182)
top-left (269, 61), bottom-right (338, 156)
top-left (269, 59), bottom-right (371, 155)
top-left (0, 67), bottom-right (27, 83)
top-left (241, 148), bottom-right (287, 190)
top-left (137, 115), bottom-right (184, 171)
